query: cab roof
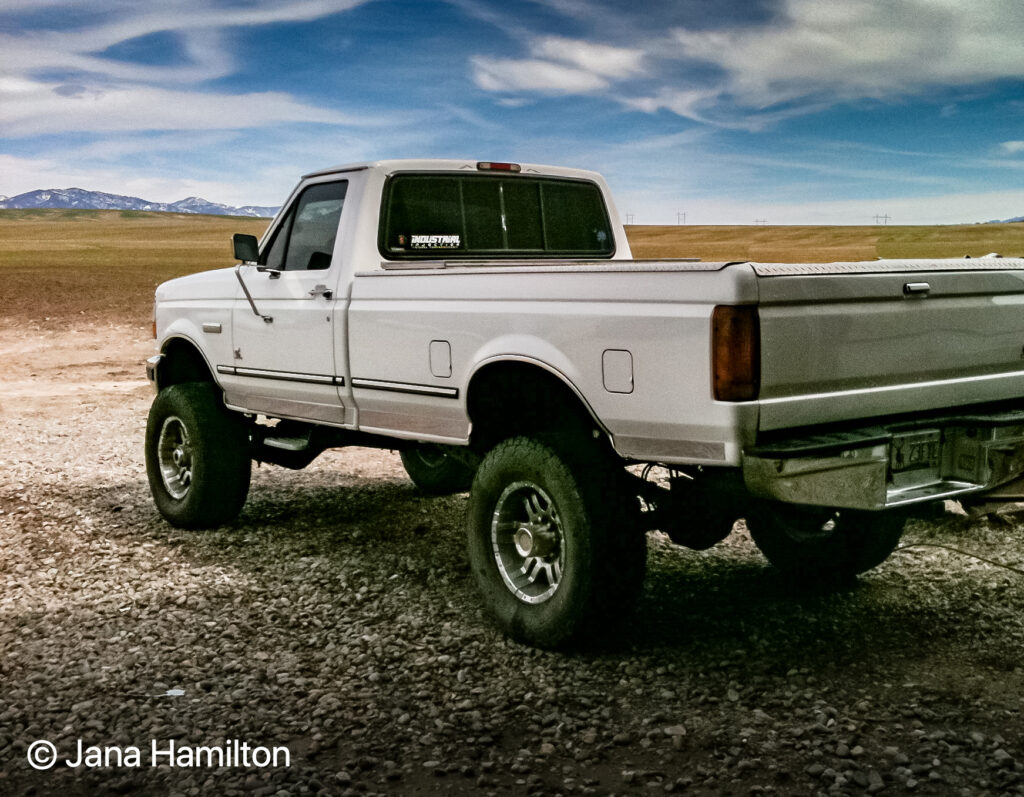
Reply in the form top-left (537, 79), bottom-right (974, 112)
top-left (301, 158), bottom-right (605, 182)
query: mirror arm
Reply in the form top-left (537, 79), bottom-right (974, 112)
top-left (234, 265), bottom-right (273, 324)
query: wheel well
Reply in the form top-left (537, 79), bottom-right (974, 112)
top-left (466, 361), bottom-right (604, 453)
top-left (158, 338), bottom-right (215, 388)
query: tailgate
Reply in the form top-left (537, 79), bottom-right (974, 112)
top-left (755, 259), bottom-right (1024, 431)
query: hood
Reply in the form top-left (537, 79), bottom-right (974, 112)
top-left (155, 266), bottom-right (239, 303)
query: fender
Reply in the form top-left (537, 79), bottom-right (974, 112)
top-left (151, 332), bottom-right (218, 392)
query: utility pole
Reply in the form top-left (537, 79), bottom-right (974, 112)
top-left (874, 213), bottom-right (891, 224)
top-left (677, 211), bottom-right (686, 225)
top-left (626, 214), bottom-right (635, 225)
top-left (754, 218), bottom-right (768, 226)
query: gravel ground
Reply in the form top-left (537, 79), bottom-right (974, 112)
top-left (3, 324), bottom-right (1024, 796)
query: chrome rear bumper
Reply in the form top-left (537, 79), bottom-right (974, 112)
top-left (744, 410), bottom-right (1024, 510)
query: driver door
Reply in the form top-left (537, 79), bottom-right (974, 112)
top-left (229, 180), bottom-right (347, 423)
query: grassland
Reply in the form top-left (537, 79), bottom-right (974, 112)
top-left (2, 209), bottom-right (1024, 328)
top-left (0, 209), bottom-right (268, 329)
top-left (627, 223), bottom-right (1024, 262)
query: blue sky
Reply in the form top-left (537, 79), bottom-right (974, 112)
top-left (2, 0), bottom-right (1024, 224)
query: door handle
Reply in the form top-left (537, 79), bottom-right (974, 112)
top-left (309, 284), bottom-right (333, 300)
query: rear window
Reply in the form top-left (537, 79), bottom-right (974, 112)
top-left (380, 173), bottom-right (614, 259)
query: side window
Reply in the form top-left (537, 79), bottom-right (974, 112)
top-left (262, 181), bottom-right (347, 271)
top-left (262, 207), bottom-right (294, 270)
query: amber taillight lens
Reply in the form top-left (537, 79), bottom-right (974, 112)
top-left (712, 305), bottom-right (760, 402)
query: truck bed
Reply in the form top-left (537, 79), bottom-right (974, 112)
top-left (348, 257), bottom-right (1024, 476)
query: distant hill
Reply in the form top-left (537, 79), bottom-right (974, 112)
top-left (0, 188), bottom-right (278, 218)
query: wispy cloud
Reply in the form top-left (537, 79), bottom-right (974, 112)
top-left (472, 56), bottom-right (609, 93)
top-left (0, 79), bottom-right (385, 137)
top-left (471, 35), bottom-right (644, 95)
top-left (666, 0), bottom-right (1024, 108)
top-left (1001, 141), bottom-right (1024, 155)
top-left (469, 0), bottom-right (1024, 129)
top-left (0, 0), bottom-right (380, 136)
top-left (530, 36), bottom-right (645, 79)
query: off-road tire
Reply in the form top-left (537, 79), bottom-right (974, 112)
top-left (400, 444), bottom-right (475, 495)
top-left (467, 436), bottom-right (645, 648)
top-left (145, 382), bottom-right (251, 529)
top-left (747, 503), bottom-right (906, 583)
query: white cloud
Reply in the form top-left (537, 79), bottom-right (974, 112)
top-left (530, 36), bottom-right (645, 79)
top-left (1, 1), bottom-right (372, 85)
top-left (0, 79), bottom-right (380, 137)
top-left (1001, 141), bottom-right (1024, 155)
top-left (469, 1), bottom-right (1024, 126)
top-left (5, 1), bottom-right (371, 52)
top-left (471, 56), bottom-right (610, 93)
top-left (620, 88), bottom-right (722, 126)
top-left (668, 0), bottom-right (1024, 108)
top-left (0, 0), bottom-right (376, 136)
top-left (471, 35), bottom-right (644, 95)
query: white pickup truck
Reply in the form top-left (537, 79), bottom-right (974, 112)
top-left (146, 158), bottom-right (1024, 647)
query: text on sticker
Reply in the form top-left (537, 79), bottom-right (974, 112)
top-left (411, 235), bottom-right (461, 248)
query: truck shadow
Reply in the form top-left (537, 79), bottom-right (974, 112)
top-left (79, 469), bottom-right (1012, 666)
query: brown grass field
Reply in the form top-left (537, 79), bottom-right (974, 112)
top-left (2, 209), bottom-right (1024, 329)
top-left (626, 222), bottom-right (1024, 262)
top-left (0, 210), bottom-right (268, 330)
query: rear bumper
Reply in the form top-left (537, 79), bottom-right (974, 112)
top-left (743, 408), bottom-right (1024, 510)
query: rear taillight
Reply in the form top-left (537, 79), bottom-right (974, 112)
top-left (712, 305), bottom-right (760, 402)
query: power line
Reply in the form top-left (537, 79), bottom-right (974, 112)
top-left (874, 213), bottom-right (891, 224)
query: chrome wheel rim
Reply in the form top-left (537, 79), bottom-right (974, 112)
top-left (491, 481), bottom-right (564, 604)
top-left (157, 416), bottom-right (192, 500)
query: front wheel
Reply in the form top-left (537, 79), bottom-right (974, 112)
top-left (747, 503), bottom-right (905, 582)
top-left (466, 436), bottom-right (645, 648)
top-left (145, 382), bottom-right (251, 529)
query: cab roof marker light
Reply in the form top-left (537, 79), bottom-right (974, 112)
top-left (477, 162), bottom-right (522, 173)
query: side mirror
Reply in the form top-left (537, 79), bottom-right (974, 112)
top-left (233, 233), bottom-right (260, 263)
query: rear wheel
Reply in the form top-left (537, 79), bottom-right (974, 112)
top-left (400, 444), bottom-right (475, 495)
top-left (747, 503), bottom-right (905, 582)
top-left (466, 436), bottom-right (645, 648)
top-left (145, 382), bottom-right (251, 529)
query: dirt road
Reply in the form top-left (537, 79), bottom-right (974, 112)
top-left (3, 324), bottom-right (1024, 796)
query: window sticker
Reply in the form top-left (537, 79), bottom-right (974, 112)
top-left (409, 234), bottom-right (461, 249)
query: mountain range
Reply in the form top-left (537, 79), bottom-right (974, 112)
top-left (2, 186), bottom-right (1022, 224)
top-left (0, 188), bottom-right (278, 218)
